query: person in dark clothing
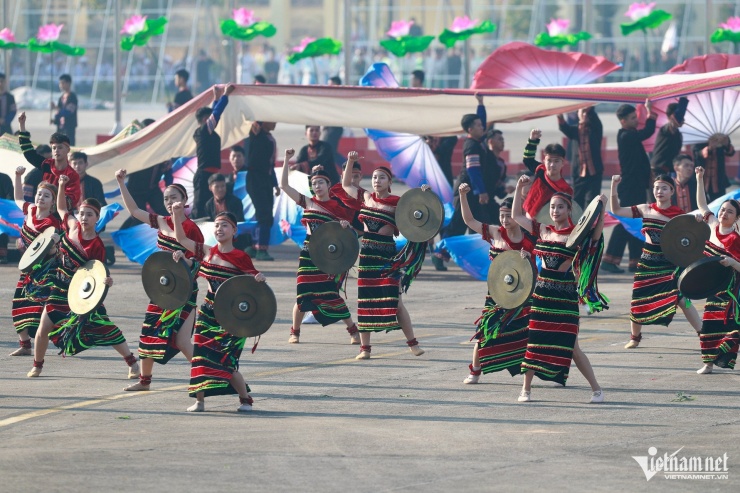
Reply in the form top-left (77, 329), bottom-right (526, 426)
top-left (0, 170), bottom-right (12, 263)
top-left (693, 133), bottom-right (735, 202)
top-left (167, 69), bottom-right (193, 112)
top-left (424, 135), bottom-right (457, 186)
top-left (0, 73), bottom-right (17, 136)
top-left (293, 126), bottom-right (340, 184)
top-left (557, 107), bottom-right (603, 209)
top-left (411, 70), bottom-right (425, 88)
top-left (195, 50), bottom-right (214, 93)
top-left (671, 153), bottom-right (697, 213)
top-left (51, 74), bottom-right (78, 146)
top-left (245, 121), bottom-right (281, 260)
top-left (446, 94), bottom-right (504, 236)
top-left (191, 83), bottom-right (234, 219)
top-left (22, 144), bottom-right (51, 202)
top-left (602, 101), bottom-right (656, 273)
top-left (321, 76), bottom-right (345, 168)
top-left (204, 173), bottom-right (252, 252)
top-left (18, 111), bottom-right (81, 210)
top-left (651, 97), bottom-right (689, 176)
top-left (226, 145), bottom-right (246, 195)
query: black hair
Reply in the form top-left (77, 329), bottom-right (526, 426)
top-left (208, 173), bottom-right (226, 186)
top-left (722, 199), bottom-right (740, 217)
top-left (175, 69), bottom-right (189, 81)
top-left (329, 75), bottom-right (342, 85)
top-left (500, 197), bottom-right (514, 209)
top-left (58, 74), bottom-right (72, 83)
top-left (486, 129), bottom-right (503, 140)
top-left (230, 145), bottom-right (245, 155)
top-left (411, 70), bottom-right (425, 84)
top-left (49, 132), bottom-right (70, 146)
top-left (81, 198), bottom-right (102, 215)
top-left (70, 151), bottom-right (87, 162)
top-left (543, 143), bottom-right (566, 159)
top-left (666, 102), bottom-right (678, 117)
top-left (215, 211), bottom-right (238, 228)
top-left (672, 153), bottom-right (693, 167)
top-left (342, 160), bottom-right (362, 171)
top-left (36, 144), bottom-right (52, 156)
top-left (551, 191), bottom-right (573, 209)
top-left (254, 74), bottom-right (267, 84)
top-left (195, 107), bottom-right (212, 124)
top-left (616, 104), bottom-right (636, 120)
top-left (142, 118), bottom-right (156, 127)
top-left (654, 174), bottom-right (676, 189)
top-left (460, 114), bottom-right (481, 133)
top-left (305, 125), bottom-right (320, 131)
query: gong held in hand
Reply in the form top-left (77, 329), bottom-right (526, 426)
top-left (308, 221), bottom-right (359, 275)
top-left (678, 256), bottom-right (733, 300)
top-left (68, 260), bottom-right (110, 315)
top-left (141, 251), bottom-right (194, 310)
top-left (487, 250), bottom-right (537, 309)
top-left (396, 188), bottom-right (444, 242)
top-left (18, 228), bottom-right (58, 273)
top-left (566, 196), bottom-right (603, 249)
top-left (213, 275), bottom-right (277, 338)
top-left (660, 215), bottom-right (711, 268)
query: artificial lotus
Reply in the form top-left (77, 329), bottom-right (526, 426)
top-left (620, 2), bottom-right (672, 36)
top-left (120, 15), bottom-right (168, 51)
top-left (28, 23), bottom-right (85, 56)
top-left (534, 19), bottom-right (592, 48)
top-left (220, 7), bottom-right (276, 41)
top-left (0, 28), bottom-right (26, 49)
top-left (438, 16), bottom-right (495, 48)
top-left (287, 37), bottom-right (342, 64)
top-left (380, 20), bottom-right (435, 57)
top-left (711, 17), bottom-right (740, 44)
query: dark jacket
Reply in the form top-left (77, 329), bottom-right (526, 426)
top-left (205, 194), bottom-right (245, 222)
top-left (557, 108), bottom-right (604, 177)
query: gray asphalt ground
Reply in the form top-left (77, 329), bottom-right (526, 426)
top-left (1, 110), bottom-right (738, 492)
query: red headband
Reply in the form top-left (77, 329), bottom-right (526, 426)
top-left (375, 166), bottom-right (393, 180)
top-left (80, 201), bottom-right (101, 216)
top-left (167, 183), bottom-right (189, 203)
top-left (215, 212), bottom-right (237, 230)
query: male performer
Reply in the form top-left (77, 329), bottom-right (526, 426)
top-left (293, 126), bottom-right (340, 184)
top-left (167, 68), bottom-right (193, 112)
top-left (602, 101), bottom-right (656, 273)
top-left (18, 112), bottom-right (80, 209)
top-left (226, 145), bottom-right (246, 195)
top-left (557, 107), bottom-right (603, 209)
top-left (0, 73), bottom-right (17, 136)
top-left (520, 129), bottom-right (572, 219)
top-left (245, 121), bottom-right (281, 260)
top-left (671, 154), bottom-right (697, 213)
top-left (51, 74), bottom-right (78, 145)
top-left (651, 97), bottom-right (689, 176)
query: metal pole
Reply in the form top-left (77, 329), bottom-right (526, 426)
top-left (112, 0), bottom-right (122, 133)
top-left (2, 0), bottom-right (9, 78)
top-left (463, 0), bottom-right (471, 87)
top-left (705, 0), bottom-right (712, 56)
top-left (343, 0), bottom-right (351, 84)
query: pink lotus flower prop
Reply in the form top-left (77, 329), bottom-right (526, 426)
top-left (288, 37), bottom-right (342, 64)
top-left (382, 19), bottom-right (435, 55)
top-left (120, 15), bottom-right (167, 51)
top-left (0, 27), bottom-right (25, 49)
top-left (233, 8), bottom-right (256, 28)
top-left (439, 17), bottom-right (495, 47)
top-left (28, 23), bottom-right (85, 56)
top-left (387, 20), bottom-right (413, 38)
top-left (220, 7), bottom-right (276, 41)
top-left (621, 2), bottom-right (672, 36)
top-left (535, 19), bottom-right (591, 47)
top-left (121, 15), bottom-right (147, 35)
top-left (712, 17), bottom-right (740, 44)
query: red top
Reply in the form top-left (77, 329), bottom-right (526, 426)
top-left (23, 202), bottom-right (62, 232)
top-left (40, 159), bottom-right (81, 208)
top-left (523, 164), bottom-right (573, 217)
top-left (715, 225), bottom-right (740, 260)
top-left (649, 203), bottom-right (685, 219)
top-left (206, 245), bottom-right (259, 275)
top-left (62, 212), bottom-right (106, 262)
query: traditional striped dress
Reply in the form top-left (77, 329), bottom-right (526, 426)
top-left (12, 203), bottom-right (61, 338)
top-left (630, 210), bottom-right (682, 326)
top-left (46, 216), bottom-right (126, 355)
top-left (477, 226), bottom-right (536, 376)
top-left (137, 214), bottom-right (204, 364)
top-left (189, 247), bottom-right (258, 398)
top-left (699, 226), bottom-right (740, 369)
top-left (296, 197), bottom-right (354, 325)
top-left (520, 225), bottom-right (579, 385)
top-left (357, 194), bottom-right (402, 332)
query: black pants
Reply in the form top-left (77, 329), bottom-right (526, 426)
top-left (247, 182), bottom-right (274, 248)
top-left (191, 170), bottom-right (212, 219)
top-left (605, 183), bottom-right (646, 264)
top-left (121, 188), bottom-right (168, 229)
top-left (444, 191), bottom-right (499, 238)
top-left (572, 174), bottom-right (602, 210)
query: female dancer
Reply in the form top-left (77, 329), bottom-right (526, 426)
top-left (341, 152), bottom-right (425, 359)
top-left (170, 202), bottom-right (264, 412)
top-left (610, 174), bottom-right (702, 348)
top-left (695, 166), bottom-right (740, 374)
top-left (460, 191), bottom-right (535, 384)
top-left (115, 169), bottom-right (204, 391)
top-left (281, 148), bottom-right (359, 344)
top-left (28, 174), bottom-right (139, 378)
top-left (10, 167), bottom-right (61, 356)
top-left (513, 175), bottom-right (606, 403)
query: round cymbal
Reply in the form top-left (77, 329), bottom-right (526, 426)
top-left (213, 275), bottom-right (277, 338)
top-left (18, 227), bottom-right (57, 273)
top-left (566, 197), bottom-right (603, 249)
top-left (396, 188), bottom-right (444, 243)
top-left (536, 200), bottom-right (584, 227)
top-left (308, 221), bottom-right (360, 275)
top-left (660, 215), bottom-right (711, 268)
top-left (678, 256), bottom-right (733, 300)
top-left (141, 251), bottom-right (194, 310)
top-left (68, 260), bottom-right (110, 315)
top-left (487, 250), bottom-right (537, 309)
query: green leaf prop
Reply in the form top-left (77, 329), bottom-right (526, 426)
top-left (28, 39), bottom-right (85, 57)
top-left (220, 19), bottom-right (277, 41)
top-left (380, 35), bottom-right (435, 57)
top-left (438, 20), bottom-right (495, 48)
top-left (620, 10), bottom-right (672, 36)
top-left (288, 37), bottom-right (342, 64)
top-left (121, 17), bottom-right (168, 51)
top-left (534, 31), bottom-right (592, 48)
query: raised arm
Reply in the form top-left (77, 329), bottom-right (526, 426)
top-left (636, 99), bottom-right (657, 141)
top-left (280, 148), bottom-right (304, 205)
top-left (609, 175), bottom-right (638, 218)
top-left (115, 169), bottom-right (151, 223)
top-left (57, 174), bottom-right (70, 216)
top-left (522, 129), bottom-right (542, 173)
top-left (512, 175), bottom-right (534, 234)
top-left (17, 113), bottom-right (45, 169)
top-left (342, 151), bottom-right (360, 198)
top-left (170, 202), bottom-right (198, 254)
top-left (14, 166), bottom-right (26, 206)
top-left (556, 115), bottom-right (578, 140)
top-left (203, 84), bottom-right (233, 135)
top-left (695, 166), bottom-right (712, 217)
top-left (475, 93), bottom-right (487, 130)
top-left (458, 183), bottom-right (484, 235)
